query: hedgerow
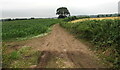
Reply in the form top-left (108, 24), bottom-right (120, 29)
top-left (60, 19), bottom-right (120, 68)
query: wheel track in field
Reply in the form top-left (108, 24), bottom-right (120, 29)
top-left (21, 24), bottom-right (107, 68)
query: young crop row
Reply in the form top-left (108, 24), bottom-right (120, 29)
top-left (60, 19), bottom-right (120, 68)
top-left (2, 19), bottom-right (62, 41)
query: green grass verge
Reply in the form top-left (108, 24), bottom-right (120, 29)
top-left (2, 44), bottom-right (41, 68)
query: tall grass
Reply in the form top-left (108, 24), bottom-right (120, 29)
top-left (2, 19), bottom-right (62, 41)
top-left (60, 19), bottom-right (120, 68)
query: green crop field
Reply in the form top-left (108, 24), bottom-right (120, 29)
top-left (60, 19), bottom-right (120, 68)
top-left (2, 19), bottom-right (62, 41)
top-left (2, 18), bottom-right (63, 68)
top-left (2, 17), bottom-right (120, 68)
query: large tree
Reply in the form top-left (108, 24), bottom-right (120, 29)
top-left (56, 7), bottom-right (70, 18)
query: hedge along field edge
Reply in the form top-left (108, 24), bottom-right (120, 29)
top-left (60, 19), bottom-right (120, 68)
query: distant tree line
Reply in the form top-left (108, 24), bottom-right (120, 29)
top-left (1, 13), bottom-right (119, 22)
top-left (1, 17), bottom-right (58, 21)
top-left (64, 16), bottom-right (90, 22)
top-left (96, 14), bottom-right (118, 18)
top-left (98, 14), bottom-right (119, 18)
top-left (63, 13), bottom-right (119, 22)
top-left (1, 17), bottom-right (55, 21)
top-left (1, 17), bottom-right (34, 21)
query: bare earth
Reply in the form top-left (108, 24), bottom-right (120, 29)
top-left (13, 24), bottom-right (106, 68)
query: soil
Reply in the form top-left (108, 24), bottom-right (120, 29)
top-left (6, 24), bottom-right (107, 68)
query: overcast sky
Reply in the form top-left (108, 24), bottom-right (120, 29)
top-left (1, 0), bottom-right (120, 18)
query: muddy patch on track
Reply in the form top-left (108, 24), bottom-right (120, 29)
top-left (36, 51), bottom-right (75, 68)
top-left (36, 51), bottom-right (105, 68)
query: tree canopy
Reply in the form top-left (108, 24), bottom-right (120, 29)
top-left (56, 7), bottom-right (70, 18)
